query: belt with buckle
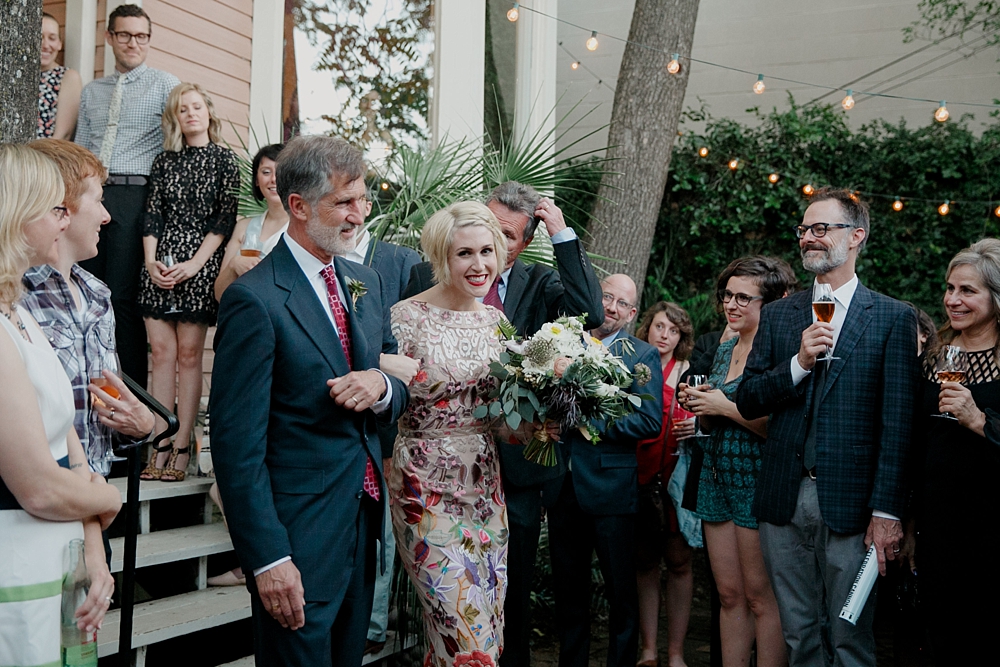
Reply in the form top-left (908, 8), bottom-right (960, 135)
top-left (803, 467), bottom-right (817, 480)
top-left (105, 174), bottom-right (148, 187)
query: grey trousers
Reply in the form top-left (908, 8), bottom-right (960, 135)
top-left (758, 478), bottom-right (876, 667)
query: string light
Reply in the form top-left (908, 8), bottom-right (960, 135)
top-left (698, 146), bottom-right (709, 157)
top-left (666, 54), bottom-right (681, 75)
top-left (842, 89), bottom-right (855, 110)
top-left (586, 31), bottom-right (599, 51)
top-left (571, 61), bottom-right (579, 70)
top-left (507, 3), bottom-right (519, 22)
top-left (728, 158), bottom-right (739, 170)
top-left (995, 205), bottom-right (1000, 218)
top-left (753, 74), bottom-right (765, 95)
top-left (938, 200), bottom-right (950, 215)
top-left (768, 173), bottom-right (780, 183)
top-left (934, 101), bottom-right (950, 122)
top-left (802, 184), bottom-right (815, 196)
top-left (892, 197), bottom-right (904, 211)
top-left (380, 182), bottom-right (390, 191)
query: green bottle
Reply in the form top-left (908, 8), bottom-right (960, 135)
top-left (61, 539), bottom-right (98, 666)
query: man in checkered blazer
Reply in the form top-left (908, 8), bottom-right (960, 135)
top-left (736, 188), bottom-right (919, 667)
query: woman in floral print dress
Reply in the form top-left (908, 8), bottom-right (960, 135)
top-left (388, 201), bottom-right (510, 667)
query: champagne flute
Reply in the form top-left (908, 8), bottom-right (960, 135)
top-left (812, 283), bottom-right (840, 362)
top-left (690, 374), bottom-right (711, 438)
top-left (932, 345), bottom-right (968, 420)
top-left (161, 253), bottom-right (183, 315)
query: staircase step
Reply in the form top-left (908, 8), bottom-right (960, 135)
top-left (109, 522), bottom-right (233, 573)
top-left (111, 476), bottom-right (216, 502)
top-left (97, 586), bottom-right (250, 657)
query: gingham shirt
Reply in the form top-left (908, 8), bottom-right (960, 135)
top-left (75, 63), bottom-right (180, 176)
top-left (21, 265), bottom-right (140, 476)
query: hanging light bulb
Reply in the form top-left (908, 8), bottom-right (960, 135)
top-left (380, 182), bottom-right (390, 191)
top-left (934, 101), bottom-right (950, 123)
top-left (802, 184), bottom-right (815, 196)
top-left (841, 89), bottom-right (855, 110)
top-left (571, 61), bottom-right (579, 70)
top-left (698, 146), bottom-right (709, 158)
top-left (586, 31), bottom-right (599, 51)
top-left (938, 200), bottom-right (951, 216)
top-left (753, 74), bottom-right (765, 94)
top-left (892, 197), bottom-right (903, 212)
top-left (507, 3), bottom-right (519, 22)
top-left (666, 54), bottom-right (681, 75)
top-left (768, 173), bottom-right (780, 183)
top-left (728, 158), bottom-right (739, 170)
top-left (995, 204), bottom-right (1000, 218)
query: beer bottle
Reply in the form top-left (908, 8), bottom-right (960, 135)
top-left (61, 538), bottom-right (98, 666)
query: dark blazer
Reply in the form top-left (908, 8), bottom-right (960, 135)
top-left (544, 334), bottom-right (664, 515)
top-left (736, 283), bottom-right (919, 534)
top-left (210, 238), bottom-right (408, 603)
top-left (403, 237), bottom-right (605, 486)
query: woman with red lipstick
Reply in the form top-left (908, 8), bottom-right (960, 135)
top-left (914, 239), bottom-right (1000, 662)
top-left (681, 256), bottom-right (792, 667)
top-left (138, 83), bottom-right (239, 482)
top-left (36, 13), bottom-right (81, 140)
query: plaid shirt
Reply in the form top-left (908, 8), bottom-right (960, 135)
top-left (21, 265), bottom-right (133, 475)
top-left (75, 63), bottom-right (180, 176)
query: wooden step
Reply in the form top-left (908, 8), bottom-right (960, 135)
top-left (111, 476), bottom-right (216, 502)
top-left (109, 522), bottom-right (233, 573)
top-left (97, 586), bottom-right (251, 657)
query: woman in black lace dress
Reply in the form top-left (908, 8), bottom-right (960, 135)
top-left (138, 83), bottom-right (238, 482)
top-left (914, 238), bottom-right (1000, 663)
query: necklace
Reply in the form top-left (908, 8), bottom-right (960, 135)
top-left (732, 339), bottom-right (752, 365)
top-left (0, 302), bottom-right (29, 341)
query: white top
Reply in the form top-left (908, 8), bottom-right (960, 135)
top-left (260, 219), bottom-right (289, 257)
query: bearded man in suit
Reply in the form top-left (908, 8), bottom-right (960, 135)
top-left (404, 181), bottom-right (603, 667)
top-left (211, 135), bottom-right (409, 666)
top-left (736, 188), bottom-right (919, 667)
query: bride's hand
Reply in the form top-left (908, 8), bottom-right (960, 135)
top-left (380, 353), bottom-right (421, 385)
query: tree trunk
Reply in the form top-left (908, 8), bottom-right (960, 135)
top-left (0, 0), bottom-right (42, 144)
top-left (586, 0), bottom-right (699, 304)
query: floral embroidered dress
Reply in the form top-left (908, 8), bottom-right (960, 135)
top-left (388, 300), bottom-right (507, 667)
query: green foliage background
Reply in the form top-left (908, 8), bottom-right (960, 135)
top-left (560, 101), bottom-right (1000, 335)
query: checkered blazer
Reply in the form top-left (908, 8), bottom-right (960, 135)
top-left (736, 283), bottom-right (919, 534)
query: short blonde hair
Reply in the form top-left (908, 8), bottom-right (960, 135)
top-left (162, 83), bottom-right (222, 152)
top-left (27, 139), bottom-right (107, 212)
top-left (0, 144), bottom-right (64, 304)
top-left (421, 201), bottom-right (507, 286)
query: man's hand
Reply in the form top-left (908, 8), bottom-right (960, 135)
top-left (534, 197), bottom-right (567, 236)
top-left (256, 560), bottom-right (306, 630)
top-left (328, 370), bottom-right (387, 412)
top-left (898, 517), bottom-right (917, 574)
top-left (797, 322), bottom-right (834, 371)
top-left (865, 515), bottom-right (903, 576)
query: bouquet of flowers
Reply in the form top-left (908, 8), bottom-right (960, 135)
top-left (473, 315), bottom-right (653, 466)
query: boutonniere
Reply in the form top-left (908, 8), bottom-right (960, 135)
top-left (347, 278), bottom-right (368, 309)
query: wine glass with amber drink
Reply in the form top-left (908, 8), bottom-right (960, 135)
top-left (241, 224), bottom-right (263, 258)
top-left (90, 356), bottom-right (127, 462)
top-left (812, 283), bottom-right (839, 362)
top-left (933, 345), bottom-right (968, 420)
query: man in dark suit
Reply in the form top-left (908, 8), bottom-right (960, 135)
top-left (736, 189), bottom-right (919, 667)
top-left (211, 136), bottom-right (409, 667)
top-left (543, 274), bottom-right (663, 667)
top-left (404, 181), bottom-right (603, 667)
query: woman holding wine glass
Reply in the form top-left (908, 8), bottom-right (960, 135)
top-left (138, 83), bottom-right (239, 481)
top-left (914, 239), bottom-right (1000, 663)
top-left (681, 256), bottom-right (792, 667)
top-left (214, 143), bottom-right (288, 301)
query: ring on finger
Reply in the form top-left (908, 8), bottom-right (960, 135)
top-left (110, 408), bottom-right (115, 419)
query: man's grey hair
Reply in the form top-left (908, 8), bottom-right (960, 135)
top-left (486, 181), bottom-right (541, 242)
top-left (276, 135), bottom-right (365, 212)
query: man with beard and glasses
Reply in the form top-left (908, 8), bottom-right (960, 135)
top-left (210, 135), bottom-right (409, 666)
top-left (735, 189), bottom-right (919, 667)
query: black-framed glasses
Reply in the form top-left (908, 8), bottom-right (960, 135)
top-left (602, 293), bottom-right (633, 311)
top-left (110, 30), bottom-right (150, 45)
top-left (719, 289), bottom-right (764, 307)
top-left (793, 223), bottom-right (854, 239)
top-left (52, 206), bottom-right (69, 221)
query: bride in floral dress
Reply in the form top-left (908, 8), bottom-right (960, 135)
top-left (388, 201), bottom-right (510, 667)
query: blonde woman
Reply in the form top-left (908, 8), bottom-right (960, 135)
top-left (138, 83), bottom-right (239, 481)
top-left (0, 144), bottom-right (122, 666)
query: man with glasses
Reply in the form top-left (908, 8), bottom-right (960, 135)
top-left (736, 188), bottom-right (919, 667)
top-left (75, 3), bottom-right (179, 388)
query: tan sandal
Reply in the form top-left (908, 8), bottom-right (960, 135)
top-left (140, 442), bottom-right (173, 481)
top-left (160, 446), bottom-right (191, 482)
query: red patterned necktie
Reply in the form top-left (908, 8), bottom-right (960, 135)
top-left (483, 276), bottom-right (504, 313)
top-left (320, 266), bottom-right (380, 501)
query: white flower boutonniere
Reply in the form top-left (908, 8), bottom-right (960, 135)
top-left (347, 278), bottom-right (368, 309)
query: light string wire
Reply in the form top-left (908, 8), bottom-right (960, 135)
top-left (517, 3), bottom-right (1000, 110)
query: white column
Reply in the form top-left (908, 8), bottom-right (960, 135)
top-left (514, 0), bottom-right (557, 165)
top-left (430, 0), bottom-right (485, 149)
top-left (103, 0), bottom-right (139, 76)
top-left (65, 0), bottom-right (97, 85)
top-left (249, 0), bottom-right (284, 151)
